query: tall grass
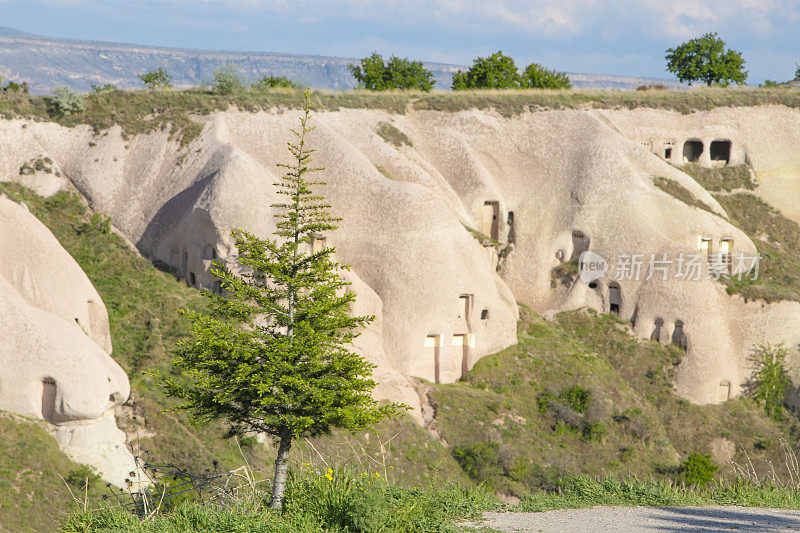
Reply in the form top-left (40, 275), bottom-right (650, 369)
top-left (61, 465), bottom-right (498, 532)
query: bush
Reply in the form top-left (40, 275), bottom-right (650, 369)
top-left (51, 86), bottom-right (85, 115)
top-left (90, 83), bottom-right (118, 92)
top-left (452, 51), bottom-right (521, 90)
top-left (675, 453), bottom-right (718, 485)
top-left (212, 63), bottom-right (246, 95)
top-left (138, 68), bottom-right (172, 89)
top-left (795, 61), bottom-right (800, 81)
top-left (451, 441), bottom-right (503, 484)
top-left (65, 465), bottom-right (101, 489)
top-left (746, 344), bottom-right (791, 421)
top-left (348, 53), bottom-right (435, 91)
top-left (2, 80), bottom-right (29, 94)
top-left (521, 63), bottom-right (571, 89)
top-left (251, 75), bottom-right (298, 90)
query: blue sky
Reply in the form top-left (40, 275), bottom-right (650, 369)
top-left (2, 0), bottom-right (799, 83)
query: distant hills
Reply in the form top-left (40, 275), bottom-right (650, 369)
top-left (0, 26), bottom-right (680, 93)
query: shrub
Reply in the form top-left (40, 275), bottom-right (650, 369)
top-left (521, 63), bottom-right (571, 89)
top-left (637, 83), bottom-right (667, 90)
top-left (212, 63), bottom-right (245, 95)
top-left (138, 68), bottom-right (172, 89)
top-left (65, 465), bottom-right (101, 489)
top-left (746, 344), bottom-right (791, 421)
top-left (675, 453), bottom-right (718, 485)
top-left (762, 80), bottom-right (779, 88)
top-left (251, 75), bottom-right (298, 90)
top-left (795, 61), bottom-right (800, 81)
top-left (51, 86), bottom-right (85, 115)
top-left (452, 51), bottom-right (521, 90)
top-left (2, 80), bottom-right (29, 94)
top-left (348, 52), bottom-right (435, 91)
top-left (452, 441), bottom-right (503, 484)
top-left (90, 83), bottom-right (118, 92)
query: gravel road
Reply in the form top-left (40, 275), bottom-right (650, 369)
top-left (464, 506), bottom-right (800, 532)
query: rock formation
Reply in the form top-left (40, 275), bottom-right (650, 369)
top-left (2, 104), bottom-right (800, 423)
top-left (0, 193), bottom-right (135, 485)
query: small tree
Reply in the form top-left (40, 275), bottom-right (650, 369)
top-left (745, 344), bottom-right (791, 421)
top-left (138, 67), bottom-right (172, 89)
top-left (795, 61), bottom-right (800, 81)
top-left (212, 64), bottom-right (245, 95)
top-left (521, 63), bottom-right (571, 89)
top-left (51, 86), bottom-right (86, 115)
top-left (675, 453), bottom-right (718, 485)
top-left (160, 90), bottom-right (402, 509)
top-left (452, 51), bottom-right (522, 90)
top-left (348, 52), bottom-right (435, 91)
top-left (665, 33), bottom-right (747, 86)
top-left (252, 75), bottom-right (298, 90)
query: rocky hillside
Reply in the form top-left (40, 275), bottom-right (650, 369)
top-left (2, 88), bottom-right (800, 529)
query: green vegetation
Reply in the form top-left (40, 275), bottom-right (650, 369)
top-left (63, 468), bottom-right (496, 532)
top-left (1, 79), bottom-right (29, 94)
top-left (160, 93), bottom-right (401, 508)
top-left (427, 309), bottom-right (800, 496)
top-left (675, 453), bottom-right (719, 485)
top-left (681, 164), bottom-right (755, 192)
top-left (348, 53), bottom-right (435, 91)
top-left (452, 51), bottom-right (523, 90)
top-left (212, 63), bottom-right (246, 95)
top-left (714, 192), bottom-right (800, 302)
top-left (746, 345), bottom-right (791, 421)
top-left (51, 86), bottom-right (85, 115)
top-left (521, 63), bottom-right (572, 89)
top-left (518, 475), bottom-right (800, 512)
top-left (0, 415), bottom-right (107, 532)
top-left (138, 67), bottom-right (172, 89)
top-left (252, 75), bottom-right (299, 90)
top-left (4, 87), bottom-right (800, 147)
top-left (19, 156), bottom-right (55, 176)
top-left (652, 176), bottom-right (714, 213)
top-left (666, 32), bottom-right (747, 86)
top-left (375, 121), bottom-right (412, 147)
top-left (795, 61), bottom-right (800, 81)
top-left (452, 51), bottom-right (570, 90)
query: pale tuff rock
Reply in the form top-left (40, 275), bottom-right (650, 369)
top-left (2, 105), bottom-right (800, 427)
top-left (0, 194), bottom-right (133, 486)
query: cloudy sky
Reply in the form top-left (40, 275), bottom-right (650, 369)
top-left (2, 0), bottom-right (799, 83)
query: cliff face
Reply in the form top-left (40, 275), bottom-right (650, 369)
top-left (2, 105), bottom-right (800, 420)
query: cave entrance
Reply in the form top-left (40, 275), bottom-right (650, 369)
top-left (719, 380), bottom-right (731, 401)
top-left (453, 334), bottom-right (470, 379)
top-left (651, 317), bottom-right (664, 341)
top-left (426, 335), bottom-right (441, 384)
top-left (481, 201), bottom-right (500, 241)
top-left (710, 140), bottom-right (731, 165)
top-left (571, 231), bottom-right (590, 261)
top-left (41, 378), bottom-right (56, 421)
top-left (672, 320), bottom-right (688, 350)
top-left (609, 283), bottom-right (621, 315)
top-left (683, 140), bottom-right (703, 163)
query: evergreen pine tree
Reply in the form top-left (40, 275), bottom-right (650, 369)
top-left (160, 90), bottom-right (403, 509)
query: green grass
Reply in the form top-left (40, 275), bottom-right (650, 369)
top-left (714, 192), bottom-right (800, 302)
top-left (652, 176), bottom-right (715, 214)
top-left (376, 121), bottom-right (412, 147)
top-left (428, 309), bottom-right (800, 497)
top-left (4, 87), bottom-right (800, 145)
top-left (0, 415), bottom-right (107, 532)
top-left (61, 467), bottom-right (496, 532)
top-left (682, 164), bottom-right (755, 192)
top-left (0, 183), bottom-right (466, 529)
top-left (518, 476), bottom-right (800, 512)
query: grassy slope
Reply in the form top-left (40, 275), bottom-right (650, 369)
top-left (0, 183), bottom-right (466, 529)
top-left (428, 309), bottom-right (800, 497)
top-left (0, 415), bottom-right (108, 532)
